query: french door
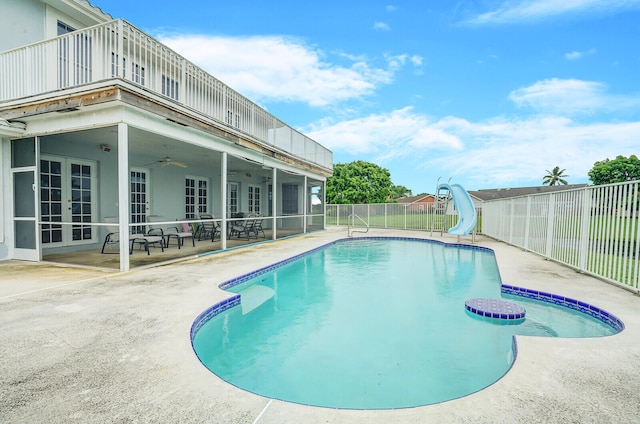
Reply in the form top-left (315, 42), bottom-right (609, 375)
top-left (248, 185), bottom-right (261, 214)
top-left (185, 176), bottom-right (209, 219)
top-left (130, 168), bottom-right (150, 234)
top-left (40, 155), bottom-right (97, 247)
top-left (227, 182), bottom-right (239, 217)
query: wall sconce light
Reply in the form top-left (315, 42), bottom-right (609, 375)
top-left (100, 144), bottom-right (111, 153)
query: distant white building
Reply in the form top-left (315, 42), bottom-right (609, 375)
top-left (0, 0), bottom-right (332, 270)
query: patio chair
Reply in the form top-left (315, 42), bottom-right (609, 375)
top-left (231, 215), bottom-right (257, 240)
top-left (147, 215), bottom-right (194, 249)
top-left (129, 219), bottom-right (165, 255)
top-left (101, 217), bottom-right (164, 255)
top-left (101, 217), bottom-right (120, 254)
top-left (129, 230), bottom-right (165, 255)
top-left (197, 214), bottom-right (221, 241)
top-left (252, 215), bottom-right (265, 238)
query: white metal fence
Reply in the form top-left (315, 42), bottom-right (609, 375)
top-left (327, 181), bottom-right (639, 292)
top-left (483, 181), bottom-right (639, 292)
top-left (0, 19), bottom-right (332, 171)
top-left (325, 203), bottom-right (471, 233)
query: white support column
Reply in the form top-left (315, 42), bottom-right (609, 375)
top-left (303, 176), bottom-right (308, 233)
top-left (221, 152), bottom-right (227, 250)
top-left (117, 123), bottom-right (130, 272)
top-left (35, 136), bottom-right (42, 261)
top-left (272, 168), bottom-right (277, 240)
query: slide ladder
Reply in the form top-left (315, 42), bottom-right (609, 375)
top-left (435, 181), bottom-right (477, 242)
top-left (431, 177), bottom-right (451, 236)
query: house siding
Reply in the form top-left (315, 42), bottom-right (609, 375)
top-left (0, 0), bottom-right (45, 52)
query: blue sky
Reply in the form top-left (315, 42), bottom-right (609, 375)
top-left (99, 0), bottom-right (639, 193)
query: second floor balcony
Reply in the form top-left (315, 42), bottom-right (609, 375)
top-left (0, 19), bottom-right (332, 172)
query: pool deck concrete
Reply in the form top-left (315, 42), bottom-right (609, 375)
top-left (1, 228), bottom-right (639, 423)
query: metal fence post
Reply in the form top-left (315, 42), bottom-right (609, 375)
top-left (524, 196), bottom-right (531, 250)
top-left (509, 199), bottom-right (515, 245)
top-left (577, 188), bottom-right (592, 272)
top-left (545, 194), bottom-right (556, 259)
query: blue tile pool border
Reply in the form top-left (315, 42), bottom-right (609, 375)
top-left (191, 237), bottom-right (624, 341)
top-left (190, 294), bottom-right (241, 339)
top-left (501, 284), bottom-right (625, 332)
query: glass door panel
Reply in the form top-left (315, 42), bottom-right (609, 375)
top-left (13, 170), bottom-right (38, 258)
top-left (70, 163), bottom-right (93, 241)
top-left (227, 182), bottom-right (239, 217)
top-left (130, 169), bottom-right (149, 234)
top-left (40, 158), bottom-right (64, 245)
top-left (198, 179), bottom-right (208, 215)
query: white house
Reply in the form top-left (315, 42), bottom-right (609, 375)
top-left (0, 0), bottom-right (332, 271)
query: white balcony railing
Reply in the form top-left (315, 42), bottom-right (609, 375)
top-left (0, 19), bottom-right (332, 171)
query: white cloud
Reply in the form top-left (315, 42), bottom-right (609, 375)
top-left (373, 21), bottom-right (391, 31)
top-left (430, 116), bottom-right (640, 186)
top-left (565, 48), bottom-right (596, 60)
top-left (307, 107), bottom-right (640, 186)
top-left (158, 34), bottom-right (395, 107)
top-left (305, 107), bottom-right (463, 161)
top-left (464, 0), bottom-right (640, 24)
top-left (410, 55), bottom-right (423, 66)
top-left (386, 5), bottom-right (398, 12)
top-left (565, 51), bottom-right (583, 60)
top-left (509, 78), bottom-right (640, 115)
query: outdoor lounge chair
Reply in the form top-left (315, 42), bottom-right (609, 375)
top-left (196, 214), bottom-right (221, 241)
top-left (231, 215), bottom-right (257, 240)
top-left (147, 215), bottom-right (194, 249)
top-left (101, 217), bottom-right (120, 254)
top-left (129, 230), bottom-right (165, 255)
top-left (101, 217), bottom-right (164, 255)
top-left (252, 215), bottom-right (265, 238)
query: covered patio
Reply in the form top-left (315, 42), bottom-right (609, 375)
top-left (12, 115), bottom-right (327, 270)
top-left (2, 19), bottom-right (330, 271)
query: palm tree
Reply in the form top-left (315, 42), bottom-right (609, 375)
top-left (543, 166), bottom-right (569, 186)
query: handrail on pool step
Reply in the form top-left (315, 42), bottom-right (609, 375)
top-left (348, 213), bottom-right (370, 237)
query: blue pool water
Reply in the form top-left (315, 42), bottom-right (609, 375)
top-left (191, 238), bottom-right (622, 409)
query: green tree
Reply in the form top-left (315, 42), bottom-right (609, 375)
top-left (588, 155), bottom-right (640, 185)
top-left (543, 166), bottom-right (569, 186)
top-left (326, 161), bottom-right (393, 204)
top-left (390, 184), bottom-right (412, 200)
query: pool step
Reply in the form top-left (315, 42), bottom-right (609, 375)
top-left (239, 284), bottom-right (275, 314)
top-left (465, 298), bottom-right (526, 323)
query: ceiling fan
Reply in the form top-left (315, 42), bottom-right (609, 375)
top-left (156, 156), bottom-right (188, 168)
top-left (146, 145), bottom-right (188, 168)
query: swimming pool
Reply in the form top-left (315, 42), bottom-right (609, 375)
top-left (191, 238), bottom-right (623, 409)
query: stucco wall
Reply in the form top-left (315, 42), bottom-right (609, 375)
top-left (0, 0), bottom-right (45, 52)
